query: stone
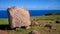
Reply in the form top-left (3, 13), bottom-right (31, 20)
top-left (7, 6), bottom-right (31, 29)
top-left (44, 23), bottom-right (52, 29)
top-left (0, 30), bottom-right (8, 34)
top-left (31, 19), bottom-right (39, 26)
top-left (29, 30), bottom-right (39, 34)
top-left (56, 20), bottom-right (60, 23)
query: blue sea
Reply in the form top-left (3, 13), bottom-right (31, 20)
top-left (0, 10), bottom-right (60, 18)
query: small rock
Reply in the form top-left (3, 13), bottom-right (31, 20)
top-left (31, 19), bottom-right (39, 26)
top-left (56, 20), bottom-right (60, 23)
top-left (29, 30), bottom-right (40, 34)
top-left (44, 24), bottom-right (52, 29)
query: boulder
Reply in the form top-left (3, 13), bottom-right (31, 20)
top-left (7, 6), bottom-right (31, 29)
top-left (29, 30), bottom-right (40, 34)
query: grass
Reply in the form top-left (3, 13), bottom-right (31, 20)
top-left (0, 15), bottom-right (60, 34)
top-left (0, 18), bottom-right (8, 24)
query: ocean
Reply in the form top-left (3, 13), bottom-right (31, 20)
top-left (0, 10), bottom-right (60, 18)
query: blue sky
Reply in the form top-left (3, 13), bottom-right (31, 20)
top-left (0, 0), bottom-right (60, 10)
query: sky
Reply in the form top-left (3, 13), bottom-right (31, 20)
top-left (0, 0), bottom-right (60, 10)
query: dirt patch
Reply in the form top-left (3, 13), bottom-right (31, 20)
top-left (0, 30), bottom-right (8, 34)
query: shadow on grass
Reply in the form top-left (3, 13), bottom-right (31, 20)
top-left (0, 24), bottom-right (27, 30)
top-left (0, 24), bottom-right (12, 30)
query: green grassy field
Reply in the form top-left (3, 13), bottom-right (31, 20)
top-left (0, 15), bottom-right (60, 34)
top-left (0, 18), bottom-right (8, 24)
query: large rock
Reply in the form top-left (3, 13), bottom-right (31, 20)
top-left (7, 6), bottom-right (31, 29)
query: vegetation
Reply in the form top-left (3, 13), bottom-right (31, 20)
top-left (45, 12), bottom-right (60, 16)
top-left (0, 15), bottom-right (60, 34)
top-left (0, 18), bottom-right (8, 24)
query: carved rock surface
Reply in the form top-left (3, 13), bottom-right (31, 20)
top-left (7, 6), bottom-right (31, 29)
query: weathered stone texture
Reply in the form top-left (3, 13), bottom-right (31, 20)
top-left (7, 6), bottom-right (31, 29)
